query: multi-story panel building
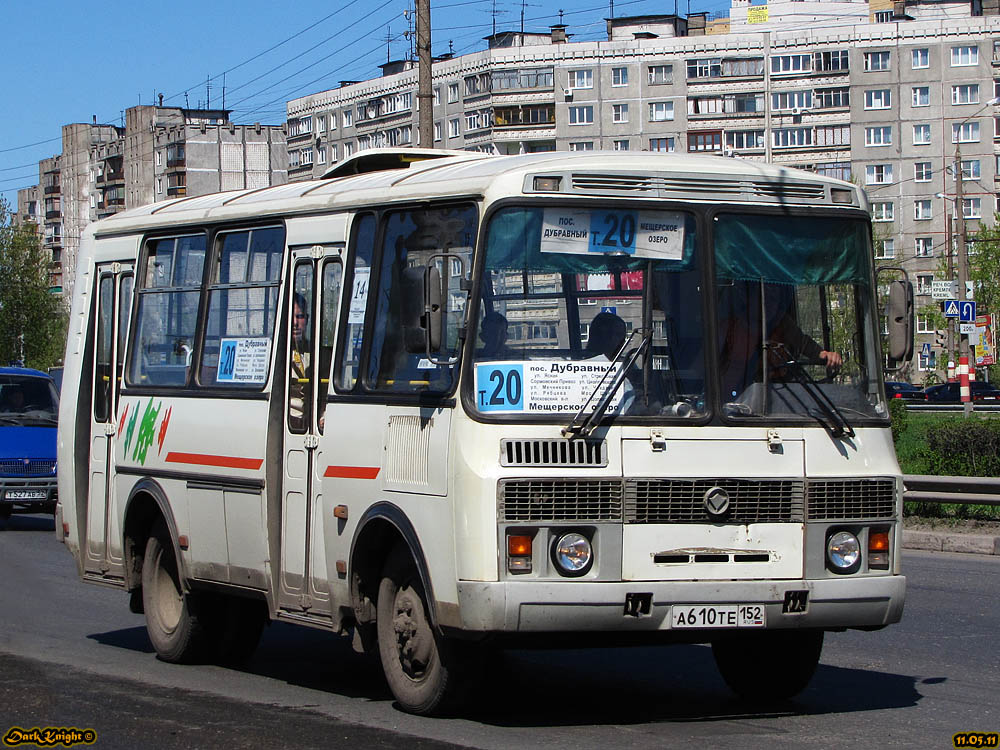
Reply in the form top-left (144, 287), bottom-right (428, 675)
top-left (286, 4), bottom-right (1000, 380)
top-left (17, 105), bottom-right (288, 301)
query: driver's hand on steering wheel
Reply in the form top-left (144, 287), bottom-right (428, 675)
top-left (819, 350), bottom-right (842, 369)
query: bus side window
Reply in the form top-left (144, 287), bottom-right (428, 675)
top-left (94, 275), bottom-right (114, 421)
top-left (336, 214), bottom-right (375, 391)
top-left (317, 258), bottom-right (342, 433)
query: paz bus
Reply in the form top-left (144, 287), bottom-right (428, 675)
top-left (58, 149), bottom-right (911, 715)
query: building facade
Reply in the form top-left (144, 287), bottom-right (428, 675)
top-left (17, 105), bottom-right (288, 301)
top-left (286, 2), bottom-right (1000, 380)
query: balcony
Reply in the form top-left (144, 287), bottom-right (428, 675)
top-left (43, 184), bottom-right (60, 195)
top-left (166, 186), bottom-right (187, 197)
top-left (97, 171), bottom-right (124, 186)
top-left (45, 209), bottom-right (61, 220)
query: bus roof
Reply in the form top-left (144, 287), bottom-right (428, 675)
top-left (89, 150), bottom-right (862, 238)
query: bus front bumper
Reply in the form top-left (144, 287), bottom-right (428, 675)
top-left (453, 574), bottom-right (905, 633)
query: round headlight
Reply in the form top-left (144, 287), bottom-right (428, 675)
top-left (552, 532), bottom-right (593, 576)
top-left (827, 531), bottom-right (861, 571)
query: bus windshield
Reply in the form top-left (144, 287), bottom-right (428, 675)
top-left (471, 205), bottom-right (885, 426)
top-left (472, 205), bottom-right (706, 419)
top-left (714, 213), bottom-right (885, 426)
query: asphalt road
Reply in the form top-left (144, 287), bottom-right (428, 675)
top-left (1, 513), bottom-right (998, 749)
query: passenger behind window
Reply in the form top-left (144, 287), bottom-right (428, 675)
top-left (479, 311), bottom-right (512, 359)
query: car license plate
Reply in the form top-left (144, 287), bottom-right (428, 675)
top-left (4, 489), bottom-right (47, 500)
top-left (670, 604), bottom-right (766, 629)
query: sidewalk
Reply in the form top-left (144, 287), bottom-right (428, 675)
top-left (902, 528), bottom-right (1000, 555)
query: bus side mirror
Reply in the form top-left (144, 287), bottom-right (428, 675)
top-left (401, 266), bottom-right (443, 354)
top-left (887, 279), bottom-right (914, 364)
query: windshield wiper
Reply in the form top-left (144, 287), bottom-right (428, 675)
top-left (562, 329), bottom-right (650, 438)
top-left (766, 342), bottom-right (854, 439)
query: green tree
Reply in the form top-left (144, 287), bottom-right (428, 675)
top-left (0, 198), bottom-right (68, 370)
top-left (969, 214), bottom-right (1000, 382)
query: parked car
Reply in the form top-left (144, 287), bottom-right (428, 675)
top-left (923, 381), bottom-right (1000, 403)
top-left (885, 381), bottom-right (927, 401)
top-left (0, 367), bottom-right (59, 521)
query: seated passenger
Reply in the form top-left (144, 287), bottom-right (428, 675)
top-left (585, 312), bottom-right (635, 413)
top-left (1, 387), bottom-right (25, 413)
top-left (479, 311), bottom-right (512, 359)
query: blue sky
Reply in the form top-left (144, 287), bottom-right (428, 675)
top-left (0, 0), bottom-right (731, 210)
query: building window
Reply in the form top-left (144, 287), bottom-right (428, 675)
top-left (569, 141), bottom-right (594, 151)
top-left (329, 113), bottom-right (337, 130)
top-left (568, 69), bottom-right (593, 89)
top-left (814, 49), bottom-right (849, 73)
top-left (957, 159), bottom-right (981, 180)
top-left (317, 116), bottom-right (326, 134)
top-left (916, 274), bottom-right (934, 295)
top-left (289, 150), bottom-right (300, 168)
top-left (918, 346), bottom-right (937, 371)
top-left (344, 142), bottom-right (354, 157)
top-left (912, 48), bottom-right (929, 68)
top-left (647, 64), bottom-right (673, 85)
top-left (649, 137), bottom-right (675, 152)
top-left (156, 178), bottom-right (162, 194)
top-left (917, 314), bottom-right (933, 334)
top-left (317, 146), bottom-right (327, 165)
top-left (448, 83), bottom-right (459, 102)
top-left (915, 237), bottom-right (934, 257)
top-left (448, 118), bottom-right (460, 138)
top-left (864, 89), bottom-right (892, 110)
top-left (874, 10), bottom-right (893, 22)
top-left (875, 238), bottom-right (895, 259)
top-left (914, 199), bottom-right (932, 220)
top-left (815, 125), bottom-right (850, 146)
top-left (688, 131), bottom-right (722, 152)
top-left (612, 67), bottom-right (628, 86)
top-left (568, 105), bottom-right (594, 125)
top-left (952, 84), bottom-right (980, 105)
top-left (865, 126), bottom-right (892, 146)
top-left (687, 58), bottom-right (722, 79)
top-left (951, 45), bottom-right (979, 66)
top-left (647, 101), bottom-right (674, 122)
top-left (343, 110), bottom-right (353, 127)
top-left (434, 122), bottom-right (442, 142)
top-left (772, 90), bottom-right (812, 111)
top-left (613, 139), bottom-right (629, 151)
top-left (727, 130), bottom-right (765, 150)
top-left (864, 51), bottom-right (891, 72)
top-left (913, 124), bottom-right (931, 145)
top-left (963, 197), bottom-right (982, 218)
top-left (815, 162), bottom-right (851, 181)
top-left (866, 164), bottom-right (893, 185)
top-left (912, 86), bottom-right (930, 107)
top-left (815, 87), bottom-right (850, 109)
top-left (872, 202), bottom-right (894, 222)
top-left (773, 127), bottom-right (813, 148)
top-left (770, 54), bottom-right (812, 74)
top-left (331, 144), bottom-right (338, 161)
top-left (914, 162), bottom-right (933, 181)
top-left (953, 122), bottom-right (980, 143)
top-left (612, 103), bottom-right (629, 123)
top-left (433, 87), bottom-right (441, 105)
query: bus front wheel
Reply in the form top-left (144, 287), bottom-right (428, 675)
top-left (376, 545), bottom-right (462, 715)
top-left (141, 519), bottom-right (209, 663)
top-left (712, 629), bottom-right (824, 701)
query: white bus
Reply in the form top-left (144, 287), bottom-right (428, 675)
top-left (58, 149), bottom-right (910, 715)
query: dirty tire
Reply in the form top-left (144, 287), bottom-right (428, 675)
top-left (141, 518), bottom-right (209, 663)
top-left (376, 544), bottom-right (462, 715)
top-left (712, 629), bottom-right (824, 701)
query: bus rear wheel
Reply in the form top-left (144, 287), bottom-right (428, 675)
top-left (376, 545), bottom-right (463, 715)
top-left (712, 629), bottom-right (824, 701)
top-left (142, 519), bottom-right (209, 663)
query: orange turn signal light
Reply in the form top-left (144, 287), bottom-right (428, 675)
top-left (869, 530), bottom-right (890, 552)
top-left (508, 535), bottom-right (532, 557)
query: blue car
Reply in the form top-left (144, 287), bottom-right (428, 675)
top-left (0, 367), bottom-right (59, 520)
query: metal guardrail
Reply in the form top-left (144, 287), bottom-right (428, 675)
top-left (903, 474), bottom-right (1000, 506)
top-left (905, 404), bottom-right (1000, 412)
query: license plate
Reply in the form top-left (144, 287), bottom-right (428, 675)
top-left (670, 604), bottom-right (766, 629)
top-left (4, 489), bottom-right (47, 500)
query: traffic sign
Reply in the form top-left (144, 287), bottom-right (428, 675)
top-left (921, 342), bottom-right (931, 356)
top-left (960, 323), bottom-right (977, 334)
top-left (944, 300), bottom-right (960, 318)
top-left (931, 280), bottom-right (959, 300)
top-left (959, 300), bottom-right (977, 323)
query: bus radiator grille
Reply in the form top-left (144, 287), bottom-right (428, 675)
top-left (805, 478), bottom-right (896, 520)
top-left (500, 479), bottom-right (623, 522)
top-left (624, 478), bottom-right (804, 524)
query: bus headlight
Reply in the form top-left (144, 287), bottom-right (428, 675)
top-left (552, 532), bottom-right (593, 576)
top-left (826, 531), bottom-right (861, 573)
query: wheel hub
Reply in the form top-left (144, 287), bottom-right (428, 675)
top-left (392, 585), bottom-right (433, 678)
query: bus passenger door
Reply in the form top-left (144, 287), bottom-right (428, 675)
top-left (85, 264), bottom-right (133, 578)
top-left (278, 247), bottom-right (342, 616)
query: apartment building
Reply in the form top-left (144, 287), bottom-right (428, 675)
top-left (286, 0), bottom-right (1000, 379)
top-left (17, 105), bottom-right (288, 301)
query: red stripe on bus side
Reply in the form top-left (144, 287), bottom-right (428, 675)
top-left (165, 452), bottom-right (264, 470)
top-left (324, 465), bottom-right (381, 480)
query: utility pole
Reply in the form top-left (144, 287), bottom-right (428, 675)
top-left (416, 0), bottom-right (433, 148)
top-left (953, 141), bottom-right (973, 416)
